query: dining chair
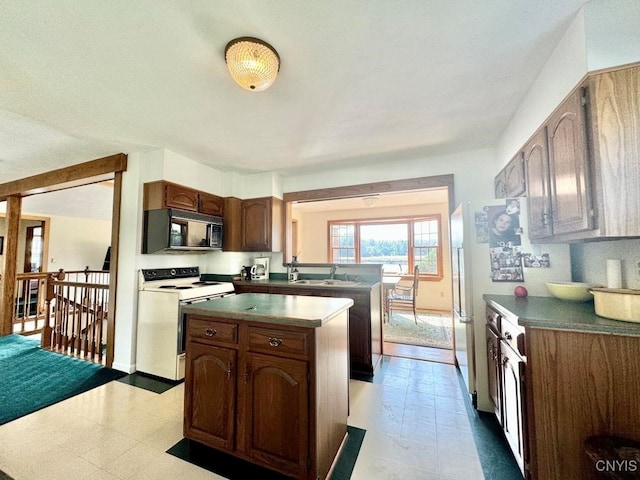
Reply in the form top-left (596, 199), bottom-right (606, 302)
top-left (387, 265), bottom-right (420, 324)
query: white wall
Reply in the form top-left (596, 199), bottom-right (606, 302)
top-left (283, 147), bottom-right (497, 207)
top-left (46, 215), bottom-right (111, 271)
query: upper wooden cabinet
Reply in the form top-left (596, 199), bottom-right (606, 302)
top-left (521, 63), bottom-right (640, 242)
top-left (143, 180), bottom-right (224, 216)
top-left (495, 152), bottom-right (526, 199)
top-left (587, 65), bottom-right (640, 238)
top-left (547, 87), bottom-right (593, 237)
top-left (198, 191), bottom-right (224, 216)
top-left (523, 127), bottom-right (553, 239)
top-left (223, 196), bottom-right (284, 252)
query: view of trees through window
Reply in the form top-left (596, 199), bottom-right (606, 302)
top-left (330, 216), bottom-right (441, 276)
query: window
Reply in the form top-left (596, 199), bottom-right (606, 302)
top-left (329, 215), bottom-right (442, 277)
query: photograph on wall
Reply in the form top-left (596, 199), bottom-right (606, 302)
top-left (523, 253), bottom-right (551, 268)
top-left (474, 211), bottom-right (489, 243)
top-left (486, 203), bottom-right (522, 248)
top-left (490, 245), bottom-right (524, 282)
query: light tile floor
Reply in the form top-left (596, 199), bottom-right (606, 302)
top-left (0, 356), bottom-right (484, 480)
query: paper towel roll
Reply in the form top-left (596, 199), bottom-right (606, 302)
top-left (607, 259), bottom-right (622, 289)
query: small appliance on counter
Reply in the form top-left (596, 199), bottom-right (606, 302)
top-left (251, 256), bottom-right (270, 280)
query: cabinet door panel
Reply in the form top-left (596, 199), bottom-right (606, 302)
top-left (548, 88), bottom-right (593, 235)
top-left (524, 127), bottom-right (553, 239)
top-left (486, 325), bottom-right (501, 421)
top-left (240, 353), bottom-right (309, 476)
top-left (241, 198), bottom-right (272, 251)
top-left (165, 184), bottom-right (199, 211)
top-left (184, 342), bottom-right (236, 450)
top-left (504, 152), bottom-right (526, 198)
top-left (199, 192), bottom-right (224, 216)
top-left (501, 341), bottom-right (525, 474)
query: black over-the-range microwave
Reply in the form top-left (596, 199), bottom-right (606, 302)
top-left (142, 208), bottom-right (223, 254)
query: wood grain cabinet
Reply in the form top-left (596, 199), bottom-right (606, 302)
top-left (520, 63), bottom-right (640, 242)
top-left (233, 282), bottom-right (382, 377)
top-left (524, 87), bottom-right (594, 241)
top-left (143, 180), bottom-right (224, 216)
top-left (586, 65), bottom-right (640, 237)
top-left (495, 152), bottom-right (526, 199)
top-left (223, 196), bottom-right (283, 252)
top-left (184, 313), bottom-right (348, 479)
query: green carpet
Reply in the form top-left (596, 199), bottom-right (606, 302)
top-left (0, 334), bottom-right (126, 425)
top-left (384, 312), bottom-right (453, 349)
top-left (167, 425), bottom-right (365, 479)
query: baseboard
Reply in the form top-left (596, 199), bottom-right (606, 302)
top-left (111, 361), bottom-right (135, 374)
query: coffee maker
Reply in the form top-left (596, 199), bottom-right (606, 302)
top-left (251, 257), bottom-right (270, 280)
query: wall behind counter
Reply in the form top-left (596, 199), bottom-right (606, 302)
top-left (570, 239), bottom-right (640, 290)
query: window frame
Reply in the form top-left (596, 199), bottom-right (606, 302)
top-left (328, 214), bottom-right (443, 279)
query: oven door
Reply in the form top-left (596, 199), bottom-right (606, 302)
top-left (178, 293), bottom-right (235, 354)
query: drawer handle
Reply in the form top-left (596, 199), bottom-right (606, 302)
top-left (268, 337), bottom-right (283, 347)
top-left (205, 328), bottom-right (217, 337)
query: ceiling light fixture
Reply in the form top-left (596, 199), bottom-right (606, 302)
top-left (362, 196), bottom-right (378, 207)
top-left (224, 37), bottom-right (280, 92)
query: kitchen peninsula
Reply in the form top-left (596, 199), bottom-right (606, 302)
top-left (181, 293), bottom-right (353, 480)
top-left (484, 295), bottom-right (640, 480)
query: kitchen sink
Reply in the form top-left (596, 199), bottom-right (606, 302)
top-left (292, 279), bottom-right (361, 287)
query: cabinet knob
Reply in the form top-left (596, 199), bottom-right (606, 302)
top-left (205, 328), bottom-right (217, 337)
top-left (268, 337), bottom-right (283, 347)
top-left (504, 331), bottom-right (512, 340)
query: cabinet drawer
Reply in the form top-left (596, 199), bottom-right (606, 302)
top-left (486, 307), bottom-right (501, 333)
top-left (501, 316), bottom-right (525, 358)
top-left (188, 318), bottom-right (238, 345)
top-left (247, 327), bottom-right (310, 357)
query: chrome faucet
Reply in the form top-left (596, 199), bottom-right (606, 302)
top-left (329, 265), bottom-right (338, 279)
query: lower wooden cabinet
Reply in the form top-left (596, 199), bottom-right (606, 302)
top-left (184, 313), bottom-right (348, 480)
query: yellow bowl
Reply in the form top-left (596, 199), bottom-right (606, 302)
top-left (546, 282), bottom-right (595, 302)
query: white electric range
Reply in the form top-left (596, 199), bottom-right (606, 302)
top-left (136, 267), bottom-right (234, 380)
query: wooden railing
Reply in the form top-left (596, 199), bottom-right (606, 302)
top-left (13, 267), bottom-right (110, 364)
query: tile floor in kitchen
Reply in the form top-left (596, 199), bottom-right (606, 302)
top-left (0, 355), bottom-right (518, 480)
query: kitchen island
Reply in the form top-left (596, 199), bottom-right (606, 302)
top-left (484, 295), bottom-right (640, 480)
top-left (233, 278), bottom-right (382, 377)
top-left (181, 293), bottom-right (353, 480)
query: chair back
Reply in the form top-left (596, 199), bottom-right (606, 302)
top-left (411, 265), bottom-right (420, 297)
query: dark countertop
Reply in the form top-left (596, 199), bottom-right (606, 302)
top-left (233, 278), bottom-right (380, 291)
top-left (182, 293), bottom-right (354, 327)
top-left (484, 294), bottom-right (640, 336)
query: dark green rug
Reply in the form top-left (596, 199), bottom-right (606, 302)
top-left (167, 425), bottom-right (366, 479)
top-left (0, 334), bottom-right (126, 425)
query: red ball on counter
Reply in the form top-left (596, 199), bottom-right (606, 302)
top-left (514, 286), bottom-right (528, 298)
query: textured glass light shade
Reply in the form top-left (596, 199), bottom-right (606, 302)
top-left (224, 37), bottom-right (280, 92)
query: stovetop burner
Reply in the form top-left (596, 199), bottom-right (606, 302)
top-left (192, 281), bottom-right (222, 286)
top-left (158, 285), bottom-right (176, 289)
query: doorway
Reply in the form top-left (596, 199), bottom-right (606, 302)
top-left (283, 175), bottom-right (456, 363)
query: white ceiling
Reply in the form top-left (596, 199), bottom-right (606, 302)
top-left (0, 0), bottom-right (591, 186)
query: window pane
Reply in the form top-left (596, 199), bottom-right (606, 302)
top-left (360, 223), bottom-right (408, 273)
top-left (414, 247), bottom-right (438, 274)
top-left (330, 224), bottom-right (355, 263)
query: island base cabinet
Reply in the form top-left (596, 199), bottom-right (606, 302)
top-left (183, 312), bottom-right (349, 480)
top-left (184, 342), bottom-right (236, 451)
top-left (239, 353), bottom-right (309, 476)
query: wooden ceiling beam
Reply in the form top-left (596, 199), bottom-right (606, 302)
top-left (0, 153), bottom-right (127, 201)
